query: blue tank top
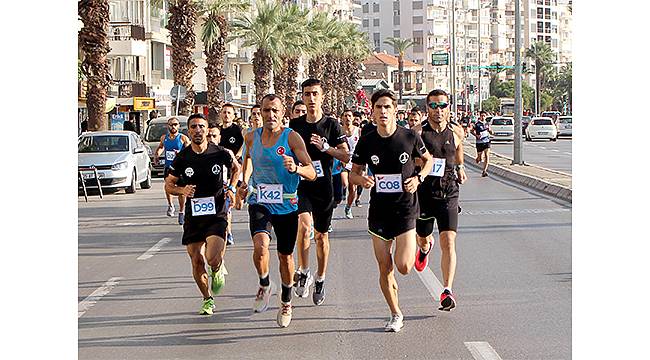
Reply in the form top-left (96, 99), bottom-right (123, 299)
top-left (163, 133), bottom-right (185, 168)
top-left (331, 158), bottom-right (343, 175)
top-left (248, 127), bottom-right (300, 215)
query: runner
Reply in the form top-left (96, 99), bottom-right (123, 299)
top-left (289, 78), bottom-right (350, 306)
top-left (291, 100), bottom-right (307, 120)
top-left (164, 113), bottom-right (241, 315)
top-left (340, 109), bottom-right (361, 219)
top-left (349, 89), bottom-right (433, 332)
top-left (470, 110), bottom-right (493, 177)
top-left (155, 117), bottom-right (191, 224)
top-left (413, 89), bottom-right (468, 312)
top-left (407, 107), bottom-right (423, 135)
top-left (218, 104), bottom-right (245, 245)
top-left (238, 94), bottom-right (316, 327)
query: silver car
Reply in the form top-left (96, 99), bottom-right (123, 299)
top-left (557, 116), bottom-right (572, 136)
top-left (78, 131), bottom-right (152, 193)
top-left (143, 116), bottom-right (189, 177)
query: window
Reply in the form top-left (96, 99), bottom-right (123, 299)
top-left (373, 3), bottom-right (379, 12)
top-left (393, 30), bottom-right (401, 38)
top-left (537, 8), bottom-right (543, 19)
top-left (363, 19), bottom-right (369, 27)
top-left (373, 32), bottom-right (380, 49)
top-left (552, 39), bottom-right (558, 48)
top-left (241, 85), bottom-right (247, 95)
top-left (373, 18), bottom-right (379, 27)
top-left (413, 16), bottom-right (423, 24)
top-left (394, 15), bottom-right (400, 25)
top-left (537, 35), bottom-right (544, 42)
top-left (394, 9), bottom-right (400, 15)
top-left (413, 1), bottom-right (423, 10)
top-left (393, 1), bottom-right (399, 11)
top-left (362, 3), bottom-right (368, 13)
top-left (545, 36), bottom-right (551, 43)
top-left (537, 22), bottom-right (543, 33)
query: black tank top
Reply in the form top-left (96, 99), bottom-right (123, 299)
top-left (419, 121), bottom-right (459, 199)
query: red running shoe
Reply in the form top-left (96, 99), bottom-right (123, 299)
top-left (414, 246), bottom-right (431, 272)
top-left (439, 289), bottom-right (456, 311)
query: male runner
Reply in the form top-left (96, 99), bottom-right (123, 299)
top-left (291, 100), bottom-right (307, 119)
top-left (165, 113), bottom-right (241, 315)
top-left (238, 94), bottom-right (316, 327)
top-left (289, 79), bottom-right (350, 305)
top-left (350, 89), bottom-right (433, 332)
top-left (471, 110), bottom-right (492, 177)
top-left (249, 104), bottom-right (263, 130)
top-left (218, 104), bottom-right (245, 245)
top-left (155, 117), bottom-right (191, 223)
top-left (413, 89), bottom-right (468, 312)
top-left (407, 107), bottom-right (423, 134)
top-left (340, 109), bottom-right (361, 219)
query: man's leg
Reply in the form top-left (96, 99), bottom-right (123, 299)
top-left (252, 232), bottom-right (271, 279)
top-left (393, 229), bottom-right (417, 276)
top-left (205, 234), bottom-right (227, 296)
top-left (314, 231), bottom-right (330, 280)
top-left (371, 236), bottom-right (400, 315)
top-left (482, 148), bottom-right (490, 174)
top-left (439, 230), bottom-right (458, 289)
top-left (296, 212), bottom-right (312, 271)
top-left (186, 242), bottom-right (210, 299)
top-left (178, 194), bottom-right (186, 212)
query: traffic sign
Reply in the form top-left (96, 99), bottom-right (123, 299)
top-left (218, 80), bottom-right (232, 94)
top-left (432, 52), bottom-right (449, 66)
top-left (170, 85), bottom-right (187, 101)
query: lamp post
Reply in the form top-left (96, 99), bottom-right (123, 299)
top-left (450, 0), bottom-right (457, 116)
top-left (513, 0), bottom-right (523, 165)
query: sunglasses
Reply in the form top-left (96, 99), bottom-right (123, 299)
top-left (169, 123), bottom-right (180, 127)
top-left (428, 102), bottom-right (449, 110)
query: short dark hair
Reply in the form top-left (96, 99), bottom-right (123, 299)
top-left (261, 94), bottom-right (284, 107)
top-left (426, 89), bottom-right (449, 103)
top-left (252, 104), bottom-right (261, 110)
top-left (291, 100), bottom-right (306, 112)
top-left (301, 78), bottom-right (322, 90)
top-left (370, 89), bottom-right (397, 108)
top-left (340, 109), bottom-right (353, 117)
top-left (208, 122), bottom-right (220, 130)
top-left (479, 110), bottom-right (487, 115)
top-left (352, 111), bottom-right (362, 118)
top-left (410, 107), bottom-right (422, 114)
top-left (221, 103), bottom-right (235, 111)
top-left (188, 113), bottom-right (207, 125)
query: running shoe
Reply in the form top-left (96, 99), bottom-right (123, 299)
top-left (328, 224), bottom-right (333, 233)
top-left (344, 205), bottom-right (353, 219)
top-left (178, 212), bottom-right (184, 225)
top-left (439, 289), bottom-right (456, 311)
top-left (309, 225), bottom-right (315, 241)
top-left (481, 171), bottom-right (488, 177)
top-left (384, 313), bottom-right (404, 332)
top-left (355, 199), bottom-right (362, 207)
top-left (166, 205), bottom-right (175, 217)
top-left (313, 280), bottom-right (325, 305)
top-left (199, 297), bottom-right (215, 315)
top-left (253, 281), bottom-right (276, 313)
top-left (294, 270), bottom-right (313, 298)
top-left (277, 302), bottom-right (292, 328)
top-left (226, 233), bottom-right (234, 246)
top-left (210, 264), bottom-right (226, 296)
top-left (414, 246), bottom-right (431, 272)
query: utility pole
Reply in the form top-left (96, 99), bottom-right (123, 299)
top-left (513, 0), bottom-right (523, 165)
top-left (450, 0), bottom-right (457, 116)
top-left (477, 3), bottom-right (482, 111)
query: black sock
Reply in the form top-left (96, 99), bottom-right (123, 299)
top-left (281, 284), bottom-right (292, 303)
top-left (259, 275), bottom-right (270, 287)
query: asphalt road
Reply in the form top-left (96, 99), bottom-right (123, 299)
top-left (78, 162), bottom-right (572, 360)
top-left (483, 135), bottom-right (572, 174)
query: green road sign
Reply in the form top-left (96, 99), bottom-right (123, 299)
top-left (432, 53), bottom-right (449, 66)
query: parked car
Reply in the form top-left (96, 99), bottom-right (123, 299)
top-left (521, 116), bottom-right (532, 134)
top-left (525, 117), bottom-right (558, 141)
top-left (489, 117), bottom-right (515, 141)
top-left (540, 111), bottom-right (561, 123)
top-left (143, 116), bottom-right (188, 177)
top-left (78, 131), bottom-right (152, 193)
top-left (557, 116), bottom-right (572, 136)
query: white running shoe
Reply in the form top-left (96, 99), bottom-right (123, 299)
top-left (166, 205), bottom-right (175, 217)
top-left (294, 270), bottom-right (313, 298)
top-left (384, 313), bottom-right (404, 332)
top-left (253, 281), bottom-right (275, 313)
top-left (277, 302), bottom-right (292, 328)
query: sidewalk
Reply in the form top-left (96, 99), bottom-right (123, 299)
top-left (462, 139), bottom-right (572, 203)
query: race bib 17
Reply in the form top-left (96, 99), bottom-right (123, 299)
top-left (428, 158), bottom-right (446, 177)
top-left (375, 174), bottom-right (403, 193)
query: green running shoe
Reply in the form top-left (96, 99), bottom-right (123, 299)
top-left (210, 264), bottom-right (226, 296)
top-left (199, 297), bottom-right (214, 315)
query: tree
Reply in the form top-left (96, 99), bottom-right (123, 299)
top-left (481, 96), bottom-right (500, 113)
top-left (383, 37), bottom-right (415, 105)
top-left (78, 0), bottom-right (111, 131)
top-left (272, 4), bottom-right (309, 107)
top-left (525, 41), bottom-right (555, 114)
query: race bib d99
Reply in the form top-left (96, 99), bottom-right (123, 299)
top-left (375, 174), bottom-right (403, 193)
top-left (257, 184), bottom-right (283, 204)
top-left (191, 197), bottom-right (217, 216)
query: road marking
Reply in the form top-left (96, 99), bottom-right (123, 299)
top-left (552, 149), bottom-right (560, 152)
top-left (78, 277), bottom-right (123, 318)
top-left (564, 152), bottom-right (572, 155)
top-left (137, 237), bottom-right (173, 260)
top-left (465, 342), bottom-right (503, 360)
top-left (415, 266), bottom-right (444, 301)
top-left (462, 208), bottom-right (570, 216)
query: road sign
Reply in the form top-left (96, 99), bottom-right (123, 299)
top-left (432, 52), bottom-right (449, 66)
top-left (218, 80), bottom-right (232, 94)
top-left (133, 97), bottom-right (155, 110)
top-left (170, 85), bottom-right (187, 101)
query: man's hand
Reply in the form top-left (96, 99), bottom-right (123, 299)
top-left (282, 155), bottom-right (297, 173)
top-left (457, 169), bottom-right (468, 184)
top-left (310, 134), bottom-right (326, 151)
top-left (237, 182), bottom-right (249, 201)
top-left (403, 176), bottom-right (420, 193)
top-left (182, 185), bottom-right (196, 198)
top-left (225, 188), bottom-right (235, 209)
top-left (359, 175), bottom-right (375, 189)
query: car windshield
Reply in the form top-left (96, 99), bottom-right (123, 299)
top-left (533, 119), bottom-right (553, 125)
top-left (145, 122), bottom-right (188, 142)
top-left (492, 118), bottom-right (513, 125)
top-left (78, 135), bottom-right (129, 153)
top-left (559, 117), bottom-right (572, 124)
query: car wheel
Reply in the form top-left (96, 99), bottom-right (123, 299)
top-left (140, 167), bottom-right (152, 189)
top-left (126, 169), bottom-right (137, 194)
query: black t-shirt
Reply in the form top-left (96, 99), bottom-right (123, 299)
top-left (360, 121), bottom-right (377, 137)
top-left (418, 121), bottom-right (459, 199)
top-left (352, 126), bottom-right (427, 210)
top-left (289, 115), bottom-right (346, 193)
top-left (219, 123), bottom-right (244, 156)
top-left (169, 143), bottom-right (233, 218)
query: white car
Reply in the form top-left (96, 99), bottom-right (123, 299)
top-left (525, 117), bottom-right (558, 141)
top-left (78, 131), bottom-right (152, 193)
top-left (489, 117), bottom-right (515, 141)
top-left (557, 116), bottom-right (572, 136)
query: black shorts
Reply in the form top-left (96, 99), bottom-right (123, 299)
top-left (297, 190), bottom-right (334, 234)
top-left (333, 173), bottom-right (344, 204)
top-left (163, 167), bottom-right (171, 178)
top-left (416, 196), bottom-right (460, 236)
top-left (476, 142), bottom-right (491, 152)
top-left (368, 205), bottom-right (417, 241)
top-left (182, 216), bottom-right (228, 245)
top-left (248, 204), bottom-right (298, 255)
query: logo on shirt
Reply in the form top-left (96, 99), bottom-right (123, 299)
top-left (211, 164), bottom-right (221, 175)
top-left (229, 137), bottom-right (235, 143)
top-left (276, 146), bottom-right (286, 156)
top-left (445, 140), bottom-right (451, 145)
top-left (371, 155), bottom-right (380, 165)
top-left (185, 167), bottom-right (194, 177)
top-left (399, 152), bottom-right (409, 164)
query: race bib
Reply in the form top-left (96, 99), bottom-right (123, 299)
top-left (479, 130), bottom-right (490, 140)
top-left (428, 158), bottom-right (446, 177)
top-left (191, 197), bottom-right (216, 216)
top-left (375, 174), bottom-right (403, 193)
top-left (313, 160), bottom-right (324, 178)
top-left (257, 184), bottom-right (283, 204)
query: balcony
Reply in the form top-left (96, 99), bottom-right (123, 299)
top-left (109, 22), bottom-right (147, 57)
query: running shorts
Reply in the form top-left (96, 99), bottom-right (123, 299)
top-left (333, 173), bottom-right (344, 204)
top-left (476, 142), bottom-right (490, 152)
top-left (182, 216), bottom-right (228, 245)
top-left (416, 196), bottom-right (460, 236)
top-left (368, 205), bottom-right (417, 241)
top-left (248, 204), bottom-right (298, 255)
top-left (297, 190), bottom-right (334, 234)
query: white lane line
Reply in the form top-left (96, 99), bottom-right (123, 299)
top-left (78, 277), bottom-right (123, 318)
top-left (465, 342), bottom-right (503, 360)
top-left (552, 149), bottom-right (560, 152)
top-left (415, 266), bottom-right (445, 301)
top-left (137, 237), bottom-right (173, 260)
top-left (563, 152), bottom-right (572, 155)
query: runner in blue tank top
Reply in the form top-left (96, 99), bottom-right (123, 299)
top-left (237, 94), bottom-right (316, 328)
top-left (155, 117), bottom-right (191, 223)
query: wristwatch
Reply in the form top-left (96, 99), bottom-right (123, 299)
top-left (227, 185), bottom-right (236, 193)
top-left (455, 164), bottom-right (465, 171)
top-left (320, 142), bottom-right (330, 152)
top-left (417, 174), bottom-right (426, 183)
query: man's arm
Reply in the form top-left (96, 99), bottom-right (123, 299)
top-left (453, 131), bottom-right (468, 184)
top-left (237, 132), bottom-right (255, 202)
top-left (181, 134), bottom-right (191, 147)
top-left (164, 173), bottom-right (195, 197)
top-left (288, 131), bottom-right (317, 181)
top-left (349, 163), bottom-right (374, 188)
top-left (155, 135), bottom-right (165, 159)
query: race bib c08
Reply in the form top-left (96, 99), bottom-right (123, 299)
top-left (191, 197), bottom-right (216, 216)
top-left (428, 158), bottom-right (446, 177)
top-left (375, 174), bottom-right (403, 193)
top-left (257, 184), bottom-right (283, 204)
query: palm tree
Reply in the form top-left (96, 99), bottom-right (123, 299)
top-left (198, 0), bottom-right (249, 121)
top-left (383, 37), bottom-right (415, 105)
top-left (337, 24), bottom-right (371, 114)
top-left (78, 0), bottom-right (111, 131)
top-left (525, 40), bottom-right (555, 114)
top-left (272, 4), bottom-right (309, 106)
